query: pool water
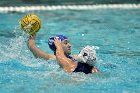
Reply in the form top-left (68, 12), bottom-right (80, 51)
top-left (0, 9), bottom-right (140, 93)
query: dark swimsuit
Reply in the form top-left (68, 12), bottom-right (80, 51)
top-left (67, 56), bottom-right (93, 74)
top-left (73, 62), bottom-right (93, 74)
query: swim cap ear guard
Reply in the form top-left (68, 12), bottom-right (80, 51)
top-left (48, 35), bottom-right (68, 52)
top-left (78, 45), bottom-right (97, 66)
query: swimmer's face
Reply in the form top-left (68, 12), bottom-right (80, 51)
top-left (61, 39), bottom-right (71, 56)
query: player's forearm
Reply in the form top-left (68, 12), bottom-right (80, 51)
top-left (28, 35), bottom-right (36, 47)
top-left (28, 37), bottom-right (39, 58)
top-left (28, 38), bottom-right (35, 48)
top-left (55, 46), bottom-right (67, 65)
top-left (54, 41), bottom-right (66, 58)
top-left (27, 37), bottom-right (50, 60)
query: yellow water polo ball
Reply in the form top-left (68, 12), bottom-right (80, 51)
top-left (20, 14), bottom-right (41, 35)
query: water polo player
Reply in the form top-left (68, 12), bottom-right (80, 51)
top-left (28, 34), bottom-right (99, 74)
